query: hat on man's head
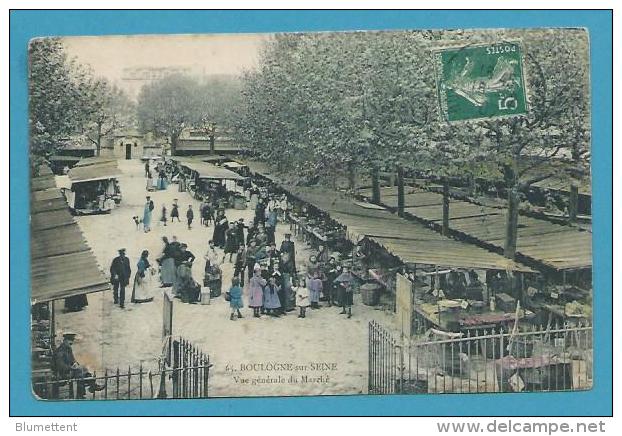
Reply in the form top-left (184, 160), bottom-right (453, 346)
top-left (284, 233), bottom-right (292, 238)
top-left (118, 248), bottom-right (126, 254)
top-left (62, 331), bottom-right (77, 340)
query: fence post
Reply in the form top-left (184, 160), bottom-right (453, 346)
top-left (139, 363), bottom-right (143, 399)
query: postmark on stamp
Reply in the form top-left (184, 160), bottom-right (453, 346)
top-left (434, 41), bottom-right (527, 122)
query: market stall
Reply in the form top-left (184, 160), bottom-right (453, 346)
top-left (65, 158), bottom-right (121, 215)
top-left (30, 167), bottom-right (111, 399)
top-left (176, 158), bottom-right (247, 208)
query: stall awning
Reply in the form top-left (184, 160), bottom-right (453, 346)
top-left (68, 159), bottom-right (120, 183)
top-left (243, 160), bottom-right (533, 272)
top-left (357, 186), bottom-right (592, 271)
top-left (73, 157), bottom-right (119, 167)
top-left (223, 161), bottom-right (246, 169)
top-left (31, 167), bottom-right (110, 304)
top-left (48, 155), bottom-right (81, 163)
top-left (180, 159), bottom-right (245, 181)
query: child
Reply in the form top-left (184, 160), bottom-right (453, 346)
top-left (263, 274), bottom-right (282, 317)
top-left (294, 277), bottom-right (310, 319)
top-left (228, 277), bottom-right (243, 320)
top-left (171, 200), bottom-right (180, 222)
top-left (159, 205), bottom-right (167, 226)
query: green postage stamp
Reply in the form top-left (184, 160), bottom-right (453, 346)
top-left (435, 41), bottom-right (528, 122)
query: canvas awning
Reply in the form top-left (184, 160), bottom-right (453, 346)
top-left (357, 186), bottom-right (592, 271)
top-left (48, 155), bottom-right (81, 163)
top-left (180, 159), bottom-right (245, 181)
top-left (223, 161), bottom-right (246, 169)
top-left (30, 167), bottom-right (110, 304)
top-left (243, 160), bottom-right (533, 272)
top-left (68, 159), bottom-right (120, 183)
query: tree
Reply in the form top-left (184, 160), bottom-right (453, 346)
top-left (136, 74), bottom-right (203, 155)
top-left (445, 29), bottom-right (590, 259)
top-left (28, 38), bottom-right (84, 170)
top-left (82, 78), bottom-right (134, 156)
top-left (197, 76), bottom-right (242, 154)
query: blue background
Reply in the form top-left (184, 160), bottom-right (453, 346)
top-left (10, 10), bottom-right (612, 416)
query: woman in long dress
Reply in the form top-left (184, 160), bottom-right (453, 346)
top-left (248, 266), bottom-right (266, 318)
top-left (212, 212), bottom-right (229, 249)
top-left (132, 250), bottom-right (154, 303)
top-left (159, 237), bottom-right (175, 287)
top-left (143, 197), bottom-right (153, 232)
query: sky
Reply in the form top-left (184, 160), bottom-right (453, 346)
top-left (62, 33), bottom-right (271, 96)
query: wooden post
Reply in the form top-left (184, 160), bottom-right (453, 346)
top-left (371, 166), bottom-right (381, 205)
top-left (397, 166), bottom-right (405, 217)
top-left (442, 178), bottom-right (450, 236)
top-left (504, 186), bottom-right (520, 260)
top-left (569, 183), bottom-right (579, 223)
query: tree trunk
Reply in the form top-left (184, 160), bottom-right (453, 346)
top-left (170, 134), bottom-right (178, 156)
top-left (371, 166), bottom-right (381, 204)
top-left (347, 162), bottom-right (356, 192)
top-left (568, 183), bottom-right (579, 223)
top-left (96, 123), bottom-right (102, 157)
top-left (209, 128), bottom-right (215, 155)
top-left (442, 178), bottom-right (450, 236)
top-left (504, 185), bottom-right (520, 260)
top-left (397, 166), bottom-right (405, 217)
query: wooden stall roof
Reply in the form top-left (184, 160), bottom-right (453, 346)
top-left (531, 175), bottom-right (592, 196)
top-left (30, 168), bottom-right (110, 304)
top-left (48, 155), bottom-right (81, 162)
top-left (244, 160), bottom-right (532, 272)
top-left (68, 158), bottom-right (120, 183)
top-left (358, 186), bottom-right (592, 271)
top-left (179, 159), bottom-right (245, 181)
top-left (73, 156), bottom-right (119, 167)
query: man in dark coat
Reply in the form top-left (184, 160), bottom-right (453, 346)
top-left (186, 205), bottom-right (194, 230)
top-left (54, 332), bottom-right (104, 398)
top-left (110, 248), bottom-right (131, 308)
top-left (280, 233), bottom-right (296, 275)
top-left (235, 218), bottom-right (246, 246)
top-left (254, 199), bottom-right (266, 226)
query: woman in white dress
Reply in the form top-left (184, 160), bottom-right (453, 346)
top-left (131, 250), bottom-right (155, 303)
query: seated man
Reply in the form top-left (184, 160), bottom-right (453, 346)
top-left (54, 332), bottom-right (104, 398)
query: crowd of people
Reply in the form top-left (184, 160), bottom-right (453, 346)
top-left (116, 161), bottom-right (358, 321)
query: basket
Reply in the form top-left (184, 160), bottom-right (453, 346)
top-left (200, 288), bottom-right (211, 305)
top-left (360, 283), bottom-right (381, 306)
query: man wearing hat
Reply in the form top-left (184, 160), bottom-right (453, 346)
top-left (279, 233), bottom-right (296, 275)
top-left (109, 248), bottom-right (131, 308)
top-left (235, 218), bottom-right (246, 247)
top-left (54, 332), bottom-right (104, 398)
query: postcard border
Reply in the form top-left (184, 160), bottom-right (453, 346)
top-left (9, 9), bottom-right (613, 417)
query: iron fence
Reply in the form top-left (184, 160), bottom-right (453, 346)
top-left (33, 336), bottom-right (212, 400)
top-left (369, 320), bottom-right (592, 395)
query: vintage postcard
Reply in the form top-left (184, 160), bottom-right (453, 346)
top-left (29, 28), bottom-right (592, 400)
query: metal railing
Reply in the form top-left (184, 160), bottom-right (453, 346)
top-left (369, 321), bottom-right (592, 395)
top-left (33, 336), bottom-right (213, 400)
